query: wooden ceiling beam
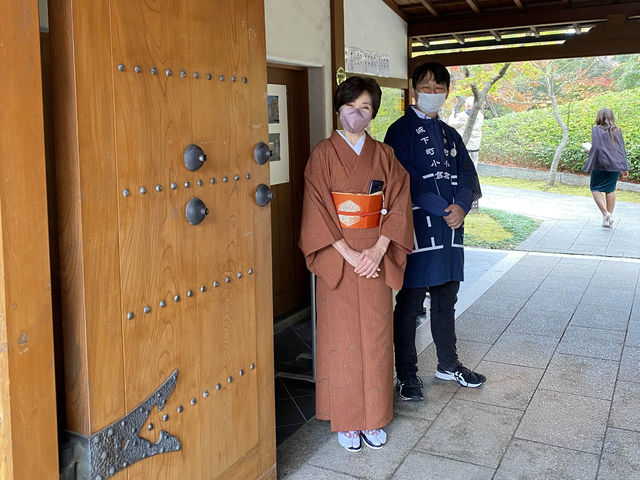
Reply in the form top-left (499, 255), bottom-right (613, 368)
top-left (452, 33), bottom-right (466, 44)
top-left (490, 29), bottom-right (502, 41)
top-left (561, 0), bottom-right (570, 7)
top-left (408, 3), bottom-right (640, 37)
top-left (419, 0), bottom-right (440, 17)
top-left (530, 26), bottom-right (540, 37)
top-left (513, 0), bottom-right (525, 10)
top-left (466, 0), bottom-right (482, 15)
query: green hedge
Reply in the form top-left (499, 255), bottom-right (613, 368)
top-left (481, 87), bottom-right (640, 180)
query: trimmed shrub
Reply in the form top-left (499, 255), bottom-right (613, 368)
top-left (481, 87), bottom-right (640, 180)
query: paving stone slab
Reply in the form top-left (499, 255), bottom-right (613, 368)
top-left (580, 288), bottom-right (635, 310)
top-left (484, 331), bottom-right (558, 369)
top-left (276, 419), bottom-right (334, 477)
top-left (557, 326), bottom-right (625, 361)
top-left (569, 304), bottom-right (630, 331)
top-left (599, 428), bottom-right (640, 480)
top-left (465, 294), bottom-right (527, 318)
top-left (494, 439), bottom-right (599, 480)
top-left (506, 306), bottom-right (572, 338)
top-left (391, 452), bottom-right (494, 480)
top-left (609, 381), bottom-right (640, 432)
top-left (626, 320), bottom-right (640, 347)
top-left (415, 399), bottom-right (522, 468)
top-left (537, 277), bottom-right (590, 294)
top-left (588, 275), bottom-right (637, 292)
top-left (307, 415), bottom-right (429, 480)
top-left (454, 361), bottom-right (543, 410)
top-left (455, 313), bottom-right (512, 344)
top-left (596, 261), bottom-right (640, 275)
top-left (484, 280), bottom-right (540, 298)
top-left (514, 389), bottom-right (610, 454)
top-left (539, 353), bottom-right (618, 400)
top-left (524, 291), bottom-right (581, 313)
top-left (280, 465), bottom-right (359, 480)
top-left (619, 345), bottom-right (640, 384)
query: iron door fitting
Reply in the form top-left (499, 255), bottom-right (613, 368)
top-left (184, 144), bottom-right (207, 171)
top-left (253, 142), bottom-right (272, 165)
top-left (186, 198), bottom-right (209, 225)
top-left (255, 184), bottom-right (274, 207)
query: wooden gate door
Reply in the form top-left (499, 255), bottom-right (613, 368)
top-left (50, 1), bottom-right (275, 479)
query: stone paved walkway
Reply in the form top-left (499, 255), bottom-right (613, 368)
top-left (480, 185), bottom-right (640, 258)
top-left (277, 253), bottom-right (640, 479)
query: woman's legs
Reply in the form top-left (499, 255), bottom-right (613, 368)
top-left (605, 191), bottom-right (616, 215)
top-left (591, 191), bottom-right (608, 216)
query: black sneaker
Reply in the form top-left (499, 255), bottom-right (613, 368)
top-left (396, 374), bottom-right (424, 401)
top-left (436, 363), bottom-right (486, 388)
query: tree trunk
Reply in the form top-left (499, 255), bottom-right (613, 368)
top-left (486, 98), bottom-right (498, 118)
top-left (462, 63), bottom-right (511, 145)
top-left (547, 90), bottom-right (569, 186)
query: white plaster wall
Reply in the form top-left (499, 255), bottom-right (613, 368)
top-left (264, 0), bottom-right (333, 146)
top-left (344, 0), bottom-right (408, 79)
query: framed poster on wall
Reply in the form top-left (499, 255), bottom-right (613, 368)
top-left (267, 84), bottom-right (289, 185)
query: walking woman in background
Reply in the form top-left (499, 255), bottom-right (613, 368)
top-left (583, 108), bottom-right (629, 228)
top-left (299, 76), bottom-right (413, 452)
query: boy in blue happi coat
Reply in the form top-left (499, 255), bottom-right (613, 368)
top-left (384, 62), bottom-right (485, 401)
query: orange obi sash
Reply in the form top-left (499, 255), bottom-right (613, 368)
top-left (331, 191), bottom-right (383, 229)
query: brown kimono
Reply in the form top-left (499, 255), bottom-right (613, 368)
top-left (299, 131), bottom-right (413, 432)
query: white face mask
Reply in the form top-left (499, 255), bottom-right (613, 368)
top-left (416, 92), bottom-right (447, 114)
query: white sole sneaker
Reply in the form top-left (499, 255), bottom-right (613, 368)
top-left (435, 369), bottom-right (484, 388)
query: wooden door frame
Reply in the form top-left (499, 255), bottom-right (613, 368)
top-left (266, 65), bottom-right (311, 318)
top-left (0, 1), bottom-right (59, 478)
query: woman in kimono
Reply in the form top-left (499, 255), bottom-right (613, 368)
top-left (299, 76), bottom-right (413, 452)
top-left (583, 108), bottom-right (629, 228)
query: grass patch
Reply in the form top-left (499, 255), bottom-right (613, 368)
top-left (465, 208), bottom-right (540, 250)
top-left (480, 176), bottom-right (640, 204)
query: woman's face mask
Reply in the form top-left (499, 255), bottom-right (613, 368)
top-left (416, 92), bottom-right (447, 115)
top-left (339, 106), bottom-right (372, 134)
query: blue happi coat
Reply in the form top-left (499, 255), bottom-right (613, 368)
top-left (384, 107), bottom-right (481, 288)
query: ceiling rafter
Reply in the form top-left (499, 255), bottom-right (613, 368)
top-left (465, 0), bottom-right (482, 15)
top-left (561, 0), bottom-right (570, 7)
top-left (529, 26), bottom-right (540, 37)
top-left (513, 0), bottom-right (525, 11)
top-left (419, 0), bottom-right (440, 18)
top-left (408, 3), bottom-right (640, 38)
top-left (490, 29), bottom-right (502, 41)
top-left (452, 33), bottom-right (465, 44)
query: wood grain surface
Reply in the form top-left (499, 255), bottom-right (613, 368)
top-left (51, 0), bottom-right (274, 477)
top-left (0, 1), bottom-right (59, 478)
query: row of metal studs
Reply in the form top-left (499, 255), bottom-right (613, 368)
top-left (145, 363), bottom-right (256, 430)
top-left (116, 63), bottom-right (248, 83)
top-left (123, 173), bottom-right (252, 197)
top-left (126, 268), bottom-right (254, 320)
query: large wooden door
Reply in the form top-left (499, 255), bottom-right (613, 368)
top-left (50, 1), bottom-right (275, 479)
top-left (266, 66), bottom-right (311, 318)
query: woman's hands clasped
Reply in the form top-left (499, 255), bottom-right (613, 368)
top-left (332, 235), bottom-right (391, 279)
top-left (354, 235), bottom-right (391, 279)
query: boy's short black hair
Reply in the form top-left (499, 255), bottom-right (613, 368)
top-left (334, 76), bottom-right (382, 119)
top-left (411, 62), bottom-right (450, 90)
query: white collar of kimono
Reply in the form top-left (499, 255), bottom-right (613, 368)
top-left (411, 106), bottom-right (439, 121)
top-left (336, 130), bottom-right (366, 155)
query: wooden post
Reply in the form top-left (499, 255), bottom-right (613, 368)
top-left (330, 0), bottom-right (345, 129)
top-left (0, 1), bottom-right (60, 478)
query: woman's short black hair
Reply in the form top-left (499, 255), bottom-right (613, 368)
top-left (412, 62), bottom-right (450, 90)
top-left (334, 76), bottom-right (382, 119)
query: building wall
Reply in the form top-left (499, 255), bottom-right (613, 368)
top-left (264, 0), bottom-right (333, 147)
top-left (344, 0), bottom-right (408, 79)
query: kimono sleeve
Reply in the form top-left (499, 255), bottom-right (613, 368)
top-left (298, 144), bottom-right (345, 289)
top-left (378, 144), bottom-right (414, 291)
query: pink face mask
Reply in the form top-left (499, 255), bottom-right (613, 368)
top-left (339, 106), bottom-right (372, 134)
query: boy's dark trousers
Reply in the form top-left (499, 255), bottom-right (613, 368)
top-left (393, 281), bottom-right (460, 379)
